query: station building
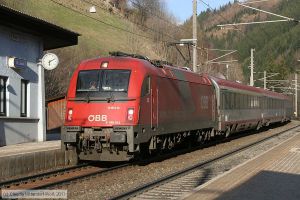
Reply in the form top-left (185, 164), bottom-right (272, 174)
top-left (0, 4), bottom-right (79, 146)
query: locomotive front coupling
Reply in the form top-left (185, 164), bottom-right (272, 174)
top-left (61, 126), bottom-right (136, 161)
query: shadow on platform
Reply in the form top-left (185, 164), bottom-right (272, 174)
top-left (216, 170), bottom-right (300, 200)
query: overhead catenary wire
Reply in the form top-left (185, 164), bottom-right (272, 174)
top-left (199, 0), bottom-right (257, 44)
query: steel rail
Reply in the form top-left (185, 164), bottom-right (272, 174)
top-left (110, 125), bottom-right (300, 200)
top-left (0, 163), bottom-right (89, 189)
top-left (0, 162), bottom-right (130, 190)
top-left (32, 163), bottom-right (130, 189)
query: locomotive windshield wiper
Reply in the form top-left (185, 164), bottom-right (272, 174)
top-left (85, 91), bottom-right (91, 103)
top-left (106, 92), bottom-right (115, 103)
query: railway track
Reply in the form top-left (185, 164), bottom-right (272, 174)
top-left (110, 125), bottom-right (300, 200)
top-left (0, 162), bottom-right (130, 191)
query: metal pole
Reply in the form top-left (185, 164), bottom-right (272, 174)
top-left (295, 72), bottom-right (298, 117)
top-left (264, 70), bottom-right (267, 89)
top-left (250, 48), bottom-right (255, 86)
top-left (192, 0), bottom-right (197, 72)
top-left (226, 64), bottom-right (229, 79)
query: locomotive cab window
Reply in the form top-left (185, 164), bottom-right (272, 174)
top-left (77, 70), bottom-right (100, 91)
top-left (76, 69), bottom-right (131, 98)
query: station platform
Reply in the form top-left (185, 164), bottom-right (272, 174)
top-left (0, 140), bottom-right (77, 181)
top-left (183, 130), bottom-right (300, 200)
top-left (0, 141), bottom-right (60, 157)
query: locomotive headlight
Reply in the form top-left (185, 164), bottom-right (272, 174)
top-left (127, 108), bottom-right (134, 121)
top-left (101, 61), bottom-right (109, 68)
top-left (67, 108), bottom-right (73, 121)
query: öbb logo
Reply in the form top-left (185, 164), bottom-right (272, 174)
top-left (88, 115), bottom-right (107, 122)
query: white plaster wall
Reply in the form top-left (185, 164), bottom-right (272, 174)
top-left (0, 25), bottom-right (44, 146)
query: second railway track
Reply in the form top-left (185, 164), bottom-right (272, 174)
top-left (110, 124), bottom-right (300, 200)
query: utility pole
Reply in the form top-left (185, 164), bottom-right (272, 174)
top-left (192, 0), bottom-right (197, 72)
top-left (226, 64), bottom-right (229, 79)
top-left (264, 70), bottom-right (267, 89)
top-left (295, 73), bottom-right (298, 118)
top-left (250, 48), bottom-right (255, 86)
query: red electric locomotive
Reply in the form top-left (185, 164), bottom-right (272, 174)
top-left (61, 52), bottom-right (292, 162)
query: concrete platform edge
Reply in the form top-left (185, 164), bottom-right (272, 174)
top-left (0, 149), bottom-right (77, 181)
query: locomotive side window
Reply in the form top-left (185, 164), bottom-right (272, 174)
top-left (141, 76), bottom-right (150, 97)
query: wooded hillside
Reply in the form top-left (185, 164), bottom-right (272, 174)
top-left (194, 0), bottom-right (300, 89)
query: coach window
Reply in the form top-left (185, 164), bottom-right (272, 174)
top-left (235, 93), bottom-right (240, 109)
top-left (237, 93), bottom-right (241, 109)
top-left (236, 94), bottom-right (239, 109)
top-left (0, 76), bottom-right (7, 116)
top-left (240, 94), bottom-right (243, 109)
top-left (247, 95), bottom-right (250, 109)
top-left (141, 76), bottom-right (150, 97)
top-left (224, 93), bottom-right (228, 109)
top-left (222, 92), bottom-right (226, 109)
top-left (222, 93), bottom-right (225, 109)
top-left (21, 80), bottom-right (28, 117)
top-left (232, 93), bottom-right (236, 109)
top-left (242, 94), bottom-right (246, 109)
top-left (226, 93), bottom-right (231, 109)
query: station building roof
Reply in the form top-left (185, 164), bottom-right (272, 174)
top-left (0, 4), bottom-right (80, 50)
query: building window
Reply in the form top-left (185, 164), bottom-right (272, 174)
top-left (0, 76), bottom-right (7, 116)
top-left (21, 80), bottom-right (28, 117)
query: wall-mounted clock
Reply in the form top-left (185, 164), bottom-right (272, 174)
top-left (41, 53), bottom-right (59, 70)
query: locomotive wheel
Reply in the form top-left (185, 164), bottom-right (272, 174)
top-left (139, 142), bottom-right (150, 159)
top-left (199, 131), bottom-right (206, 144)
top-left (206, 130), bottom-right (211, 141)
top-left (225, 127), bottom-right (231, 137)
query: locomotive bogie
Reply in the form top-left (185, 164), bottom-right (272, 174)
top-left (62, 125), bottom-right (137, 161)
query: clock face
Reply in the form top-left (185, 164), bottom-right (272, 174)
top-left (41, 53), bottom-right (59, 70)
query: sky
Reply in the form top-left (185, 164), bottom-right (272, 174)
top-left (164, 0), bottom-right (234, 23)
